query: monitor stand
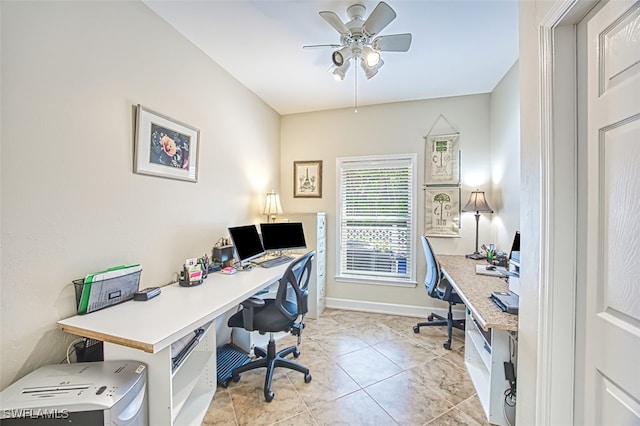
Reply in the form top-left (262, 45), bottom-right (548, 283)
top-left (237, 261), bottom-right (254, 271)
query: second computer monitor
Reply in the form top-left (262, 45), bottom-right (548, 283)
top-left (260, 222), bottom-right (307, 252)
top-left (228, 225), bottom-right (266, 264)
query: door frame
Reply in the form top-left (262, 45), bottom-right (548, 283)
top-left (537, 0), bottom-right (599, 424)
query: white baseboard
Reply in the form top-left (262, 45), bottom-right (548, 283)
top-left (325, 297), bottom-right (465, 319)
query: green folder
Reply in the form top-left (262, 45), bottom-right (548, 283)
top-left (77, 264), bottom-right (141, 314)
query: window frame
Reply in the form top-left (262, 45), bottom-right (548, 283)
top-left (335, 153), bottom-right (417, 287)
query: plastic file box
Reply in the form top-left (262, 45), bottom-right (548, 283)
top-left (73, 265), bottom-right (141, 314)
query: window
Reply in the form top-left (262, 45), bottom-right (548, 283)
top-left (337, 154), bottom-right (416, 285)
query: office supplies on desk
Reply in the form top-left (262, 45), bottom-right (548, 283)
top-left (179, 258), bottom-right (203, 287)
top-left (74, 264), bottom-right (141, 314)
top-left (220, 266), bottom-right (237, 275)
top-left (490, 291), bottom-right (519, 314)
top-left (475, 264), bottom-right (507, 277)
top-left (134, 287), bottom-right (161, 301)
top-left (212, 244), bottom-right (234, 267)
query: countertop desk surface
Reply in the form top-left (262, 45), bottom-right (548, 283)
top-left (57, 262), bottom-right (290, 353)
top-left (57, 260), bottom-right (297, 426)
top-left (438, 255), bottom-right (518, 332)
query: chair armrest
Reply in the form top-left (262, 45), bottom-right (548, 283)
top-left (241, 297), bottom-right (265, 308)
top-left (240, 297), bottom-right (265, 331)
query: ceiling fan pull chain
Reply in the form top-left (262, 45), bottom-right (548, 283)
top-left (354, 58), bottom-right (358, 113)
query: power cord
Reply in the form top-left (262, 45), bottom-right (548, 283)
top-left (502, 333), bottom-right (518, 425)
top-left (503, 387), bottom-right (516, 426)
top-left (63, 337), bottom-right (85, 364)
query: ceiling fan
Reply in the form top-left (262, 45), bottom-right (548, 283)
top-left (304, 1), bottom-right (412, 81)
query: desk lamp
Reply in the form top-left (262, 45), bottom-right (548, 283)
top-left (461, 189), bottom-right (493, 260)
top-left (263, 190), bottom-right (283, 223)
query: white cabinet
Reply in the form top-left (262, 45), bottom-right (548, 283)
top-left (464, 310), bottom-right (517, 426)
top-left (283, 212), bottom-right (326, 319)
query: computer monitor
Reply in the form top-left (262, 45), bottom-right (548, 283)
top-left (228, 225), bottom-right (266, 265)
top-left (509, 231), bottom-right (520, 260)
top-left (259, 222), bottom-right (307, 252)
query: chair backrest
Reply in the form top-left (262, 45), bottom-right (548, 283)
top-left (274, 250), bottom-right (315, 321)
top-left (421, 235), bottom-right (453, 301)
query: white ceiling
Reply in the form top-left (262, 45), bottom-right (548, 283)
top-left (143, 0), bottom-right (519, 115)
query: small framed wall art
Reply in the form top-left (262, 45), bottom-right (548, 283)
top-left (294, 160), bottom-right (322, 198)
top-left (424, 134), bottom-right (460, 186)
top-left (424, 186), bottom-right (461, 237)
top-left (134, 105), bottom-right (200, 182)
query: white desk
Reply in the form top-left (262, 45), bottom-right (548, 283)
top-left (58, 262), bottom-right (292, 426)
top-left (438, 256), bottom-right (518, 426)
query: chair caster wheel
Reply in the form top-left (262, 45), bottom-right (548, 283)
top-left (413, 325), bottom-right (420, 333)
top-left (232, 374), bottom-right (241, 382)
top-left (293, 349), bottom-right (300, 358)
top-left (304, 373), bottom-right (312, 383)
top-left (265, 391), bottom-right (274, 402)
top-left (427, 314), bottom-right (434, 321)
top-left (443, 341), bottom-right (451, 350)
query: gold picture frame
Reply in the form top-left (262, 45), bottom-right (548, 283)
top-left (294, 161), bottom-right (322, 198)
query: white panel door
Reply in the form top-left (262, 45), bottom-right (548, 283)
top-left (585, 1), bottom-right (640, 424)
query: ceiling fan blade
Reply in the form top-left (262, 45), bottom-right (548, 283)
top-left (363, 2), bottom-right (397, 36)
top-left (303, 43), bottom-right (342, 50)
top-left (319, 11), bottom-right (351, 37)
top-left (372, 33), bottom-right (412, 52)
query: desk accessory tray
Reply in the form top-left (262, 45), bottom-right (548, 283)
top-left (73, 265), bottom-right (142, 314)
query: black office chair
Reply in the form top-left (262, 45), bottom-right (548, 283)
top-left (227, 251), bottom-right (314, 402)
top-left (413, 235), bottom-right (465, 350)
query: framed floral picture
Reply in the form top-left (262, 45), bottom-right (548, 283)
top-left (134, 105), bottom-right (200, 182)
top-left (294, 160), bottom-right (322, 198)
top-left (424, 186), bottom-right (461, 237)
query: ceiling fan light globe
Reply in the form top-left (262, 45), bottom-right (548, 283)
top-left (332, 51), bottom-right (344, 67)
top-left (361, 57), bottom-right (384, 79)
top-left (366, 50), bottom-right (380, 67)
top-left (331, 46), bottom-right (352, 67)
top-left (331, 61), bottom-right (350, 81)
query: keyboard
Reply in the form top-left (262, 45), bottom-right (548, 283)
top-left (256, 255), bottom-right (293, 268)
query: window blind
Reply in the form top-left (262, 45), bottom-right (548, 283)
top-left (337, 155), bottom-right (415, 283)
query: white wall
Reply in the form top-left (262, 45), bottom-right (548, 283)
top-left (0, 1), bottom-right (280, 389)
top-left (490, 61), bottom-right (521, 251)
top-left (280, 91), bottom-right (519, 312)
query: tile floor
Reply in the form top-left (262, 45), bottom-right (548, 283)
top-left (203, 309), bottom-right (490, 426)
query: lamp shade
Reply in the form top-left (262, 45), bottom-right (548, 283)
top-left (461, 190), bottom-right (494, 214)
top-left (263, 191), bottom-right (283, 216)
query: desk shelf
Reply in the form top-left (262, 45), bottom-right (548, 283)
top-left (466, 314), bottom-right (492, 372)
top-left (172, 350), bottom-right (213, 419)
top-left (464, 310), bottom-right (515, 426)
